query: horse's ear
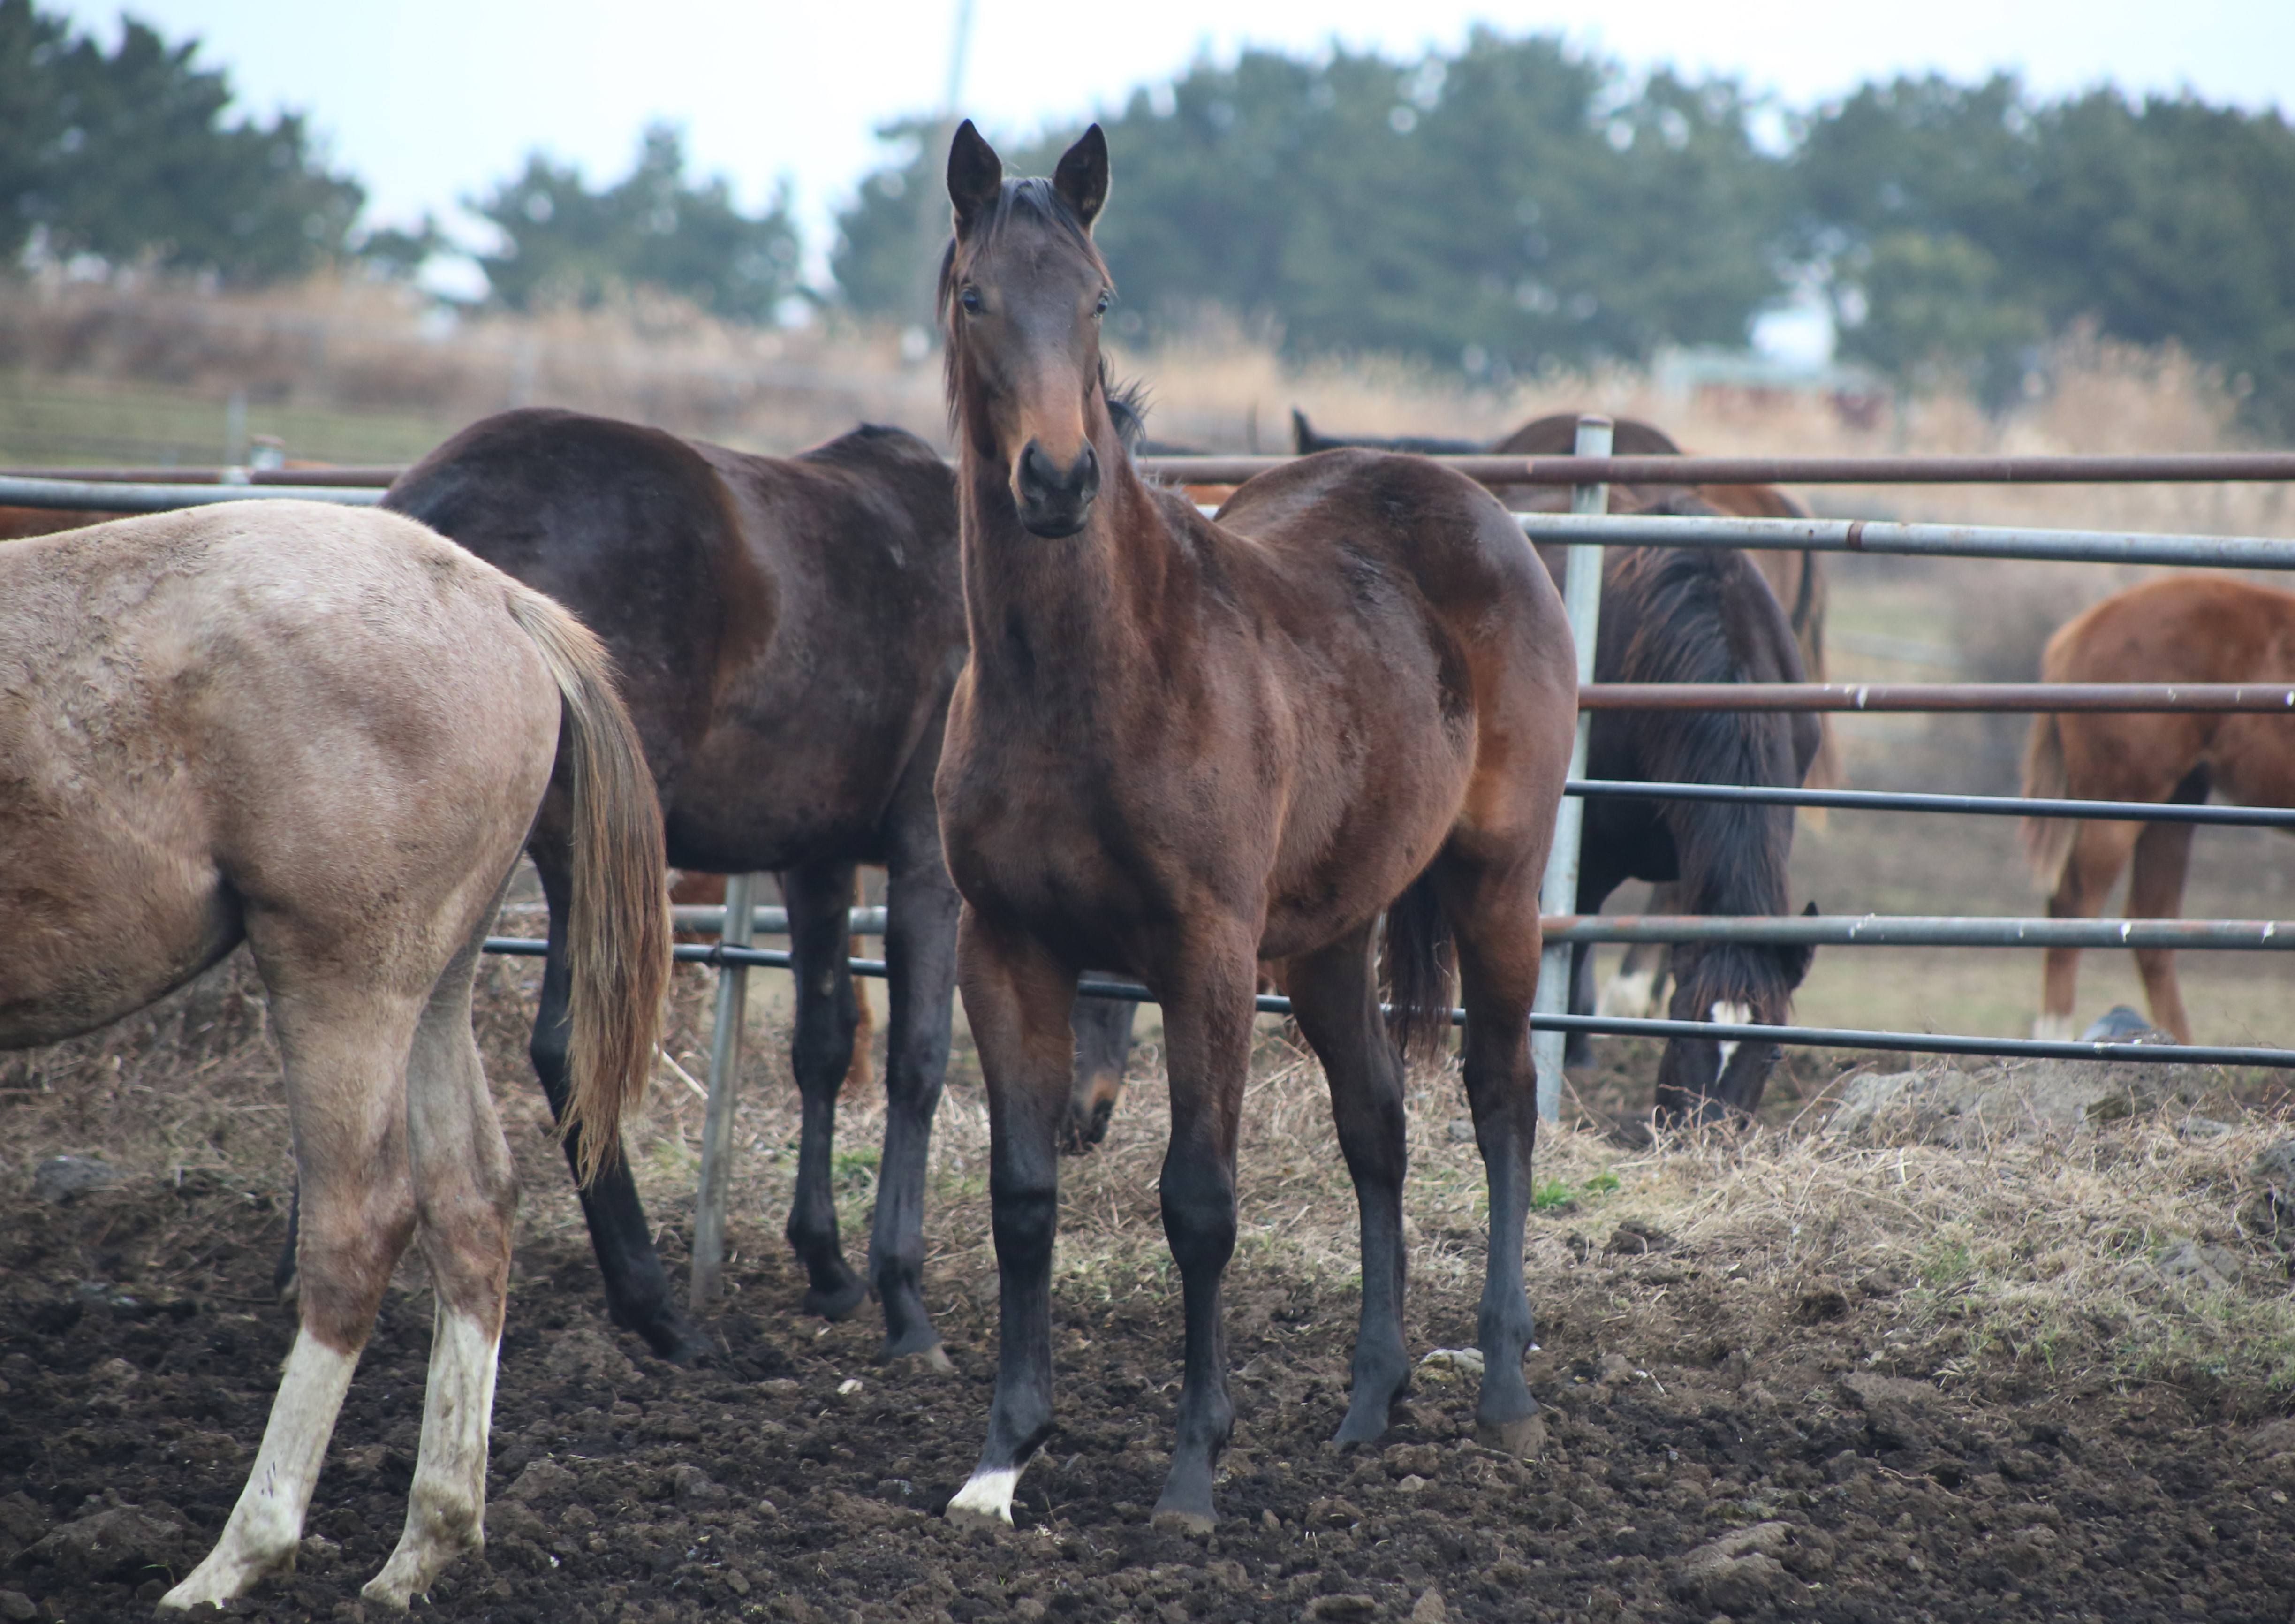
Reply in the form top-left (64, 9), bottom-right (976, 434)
top-left (1053, 124), bottom-right (1109, 230)
top-left (948, 120), bottom-right (1003, 236)
top-left (1290, 408), bottom-right (1316, 454)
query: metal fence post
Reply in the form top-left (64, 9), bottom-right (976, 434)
top-left (689, 871), bottom-right (757, 1311)
top-left (1530, 415), bottom-right (1613, 1121)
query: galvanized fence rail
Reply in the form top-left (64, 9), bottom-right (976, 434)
top-left (16, 451), bottom-right (2295, 1123)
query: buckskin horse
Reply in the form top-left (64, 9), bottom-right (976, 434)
top-left (932, 123), bottom-right (1577, 1532)
top-left (2022, 575), bottom-right (2295, 1041)
top-left (355, 407), bottom-right (1132, 1368)
top-left (0, 501), bottom-right (668, 1609)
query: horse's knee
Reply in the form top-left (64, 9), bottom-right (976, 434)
top-left (1158, 1160), bottom-right (1237, 1275)
top-left (990, 1181), bottom-right (1059, 1274)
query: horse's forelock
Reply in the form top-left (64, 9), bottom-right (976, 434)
top-left (939, 176), bottom-right (1114, 430)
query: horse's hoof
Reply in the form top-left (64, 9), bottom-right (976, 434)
top-left (637, 1315), bottom-right (715, 1367)
top-left (1475, 1414), bottom-right (1545, 1458)
top-left (803, 1274), bottom-right (869, 1322)
top-left (1149, 1504), bottom-right (1215, 1537)
top-left (882, 1341), bottom-right (955, 1375)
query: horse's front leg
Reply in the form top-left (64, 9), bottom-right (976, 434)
top-left (1149, 933), bottom-right (1259, 1533)
top-left (947, 911), bottom-right (1078, 1527)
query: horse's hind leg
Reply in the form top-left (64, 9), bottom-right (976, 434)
top-left (2128, 815), bottom-right (2198, 1043)
top-left (784, 858), bottom-right (869, 1322)
top-left (164, 985), bottom-right (423, 1612)
top-left (530, 843), bottom-right (707, 1363)
top-left (870, 810), bottom-right (962, 1363)
top-left (1435, 854), bottom-right (1545, 1456)
top-left (2037, 819), bottom-right (2142, 1040)
top-left (366, 918), bottom-right (518, 1606)
top-left (1284, 925), bottom-right (1409, 1448)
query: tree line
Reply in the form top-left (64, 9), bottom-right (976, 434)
top-left (5, 3), bottom-right (2293, 430)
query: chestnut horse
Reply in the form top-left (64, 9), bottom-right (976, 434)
top-left (933, 123), bottom-right (1576, 1532)
top-left (2022, 576), bottom-right (2295, 1041)
top-left (370, 408), bottom-right (1132, 1368)
top-left (0, 502), bottom-right (668, 1609)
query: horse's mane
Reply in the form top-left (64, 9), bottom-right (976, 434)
top-left (1612, 542), bottom-right (1811, 1015)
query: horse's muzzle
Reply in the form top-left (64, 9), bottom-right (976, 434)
top-left (1015, 439), bottom-right (1100, 538)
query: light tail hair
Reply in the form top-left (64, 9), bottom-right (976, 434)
top-left (2019, 708), bottom-right (2076, 891)
top-left (506, 589), bottom-right (671, 1186)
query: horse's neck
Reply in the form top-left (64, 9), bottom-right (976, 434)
top-left (957, 462), bottom-right (1182, 701)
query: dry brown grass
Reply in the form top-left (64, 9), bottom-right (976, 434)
top-left (17, 949), bottom-right (2290, 1407)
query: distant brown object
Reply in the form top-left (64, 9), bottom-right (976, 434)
top-left (2022, 575), bottom-right (2295, 1043)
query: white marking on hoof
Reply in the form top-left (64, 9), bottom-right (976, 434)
top-left (1598, 966), bottom-right (1660, 1019)
top-left (367, 1309), bottom-right (500, 1607)
top-left (2032, 1013), bottom-right (2075, 1042)
top-left (1710, 1002), bottom-right (1752, 1076)
top-left (947, 1466), bottom-right (1021, 1526)
top-left (164, 1330), bottom-right (357, 1611)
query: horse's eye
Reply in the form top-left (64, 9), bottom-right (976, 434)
top-left (959, 287), bottom-right (984, 316)
top-left (1094, 292), bottom-right (1111, 318)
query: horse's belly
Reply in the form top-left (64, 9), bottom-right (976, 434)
top-left (0, 866), bottom-right (241, 1047)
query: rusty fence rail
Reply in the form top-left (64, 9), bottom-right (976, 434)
top-left (16, 457), bottom-right (2295, 1095)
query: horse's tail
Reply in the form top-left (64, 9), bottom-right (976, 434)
top-left (506, 588), bottom-right (671, 1187)
top-left (1382, 868), bottom-right (1454, 1067)
top-left (2019, 708), bottom-right (2077, 892)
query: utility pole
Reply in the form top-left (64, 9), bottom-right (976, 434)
top-left (905, 0), bottom-right (977, 349)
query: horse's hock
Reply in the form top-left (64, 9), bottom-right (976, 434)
top-left (1824, 1055), bottom-right (2211, 1146)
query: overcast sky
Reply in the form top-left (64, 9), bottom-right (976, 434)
top-left (50, 0), bottom-right (2295, 288)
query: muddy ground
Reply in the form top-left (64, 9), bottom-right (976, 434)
top-left (7, 1116), bottom-right (2295, 1624)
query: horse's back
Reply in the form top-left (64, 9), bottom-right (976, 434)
top-left (1209, 448), bottom-right (1577, 883)
top-left (0, 502), bottom-right (560, 1045)
top-left (2048, 575), bottom-right (2295, 683)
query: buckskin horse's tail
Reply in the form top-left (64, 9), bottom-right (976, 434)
top-left (2020, 708), bottom-right (2077, 892)
top-left (1382, 869), bottom-right (1455, 1066)
top-left (507, 588), bottom-right (671, 1187)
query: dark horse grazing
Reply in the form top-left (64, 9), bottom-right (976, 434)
top-left (314, 408), bottom-right (1133, 1367)
top-left (1, 503), bottom-right (668, 1609)
top-left (932, 123), bottom-right (1576, 1532)
top-left (2023, 576), bottom-right (2295, 1042)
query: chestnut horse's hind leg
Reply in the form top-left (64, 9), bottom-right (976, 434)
top-left (2037, 819), bottom-right (2143, 1040)
top-left (528, 845), bottom-right (709, 1363)
top-left (366, 918), bottom-right (518, 1606)
top-left (1283, 926), bottom-right (1410, 1448)
top-left (947, 913), bottom-right (1079, 1527)
top-left (868, 807), bottom-right (963, 1364)
top-left (163, 983), bottom-right (424, 1611)
top-left (2127, 816), bottom-right (2199, 1043)
top-left (783, 859), bottom-right (870, 1323)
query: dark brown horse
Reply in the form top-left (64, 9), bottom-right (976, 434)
top-left (933, 123), bottom-right (1577, 1532)
top-left (2022, 576), bottom-right (2295, 1041)
top-left (364, 409), bottom-right (1136, 1368)
top-left (376, 411), bottom-right (962, 1366)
